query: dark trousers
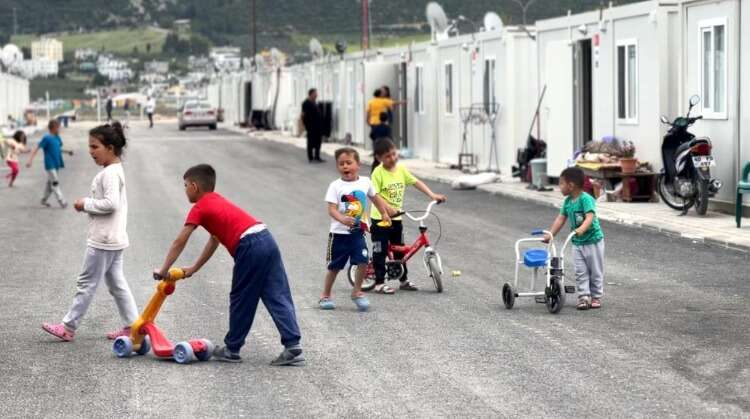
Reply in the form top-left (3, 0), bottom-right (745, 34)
top-left (224, 230), bottom-right (301, 352)
top-left (370, 219), bottom-right (408, 284)
top-left (147, 112), bottom-right (154, 128)
top-left (306, 131), bottom-right (322, 161)
top-left (106, 110), bottom-right (112, 122)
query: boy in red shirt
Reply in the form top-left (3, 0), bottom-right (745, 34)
top-left (155, 164), bottom-right (303, 365)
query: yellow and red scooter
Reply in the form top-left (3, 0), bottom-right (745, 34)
top-left (112, 268), bottom-right (214, 364)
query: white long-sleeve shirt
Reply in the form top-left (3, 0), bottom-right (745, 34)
top-left (83, 162), bottom-right (129, 250)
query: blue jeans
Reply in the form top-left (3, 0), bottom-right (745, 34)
top-left (224, 230), bottom-right (301, 352)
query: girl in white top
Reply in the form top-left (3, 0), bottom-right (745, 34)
top-left (42, 122), bottom-right (140, 342)
top-left (5, 130), bottom-right (29, 187)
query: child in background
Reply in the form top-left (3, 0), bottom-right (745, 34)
top-left (155, 164), bottom-right (303, 365)
top-left (321, 148), bottom-right (392, 311)
top-left (5, 130), bottom-right (29, 187)
top-left (26, 120), bottom-right (73, 208)
top-left (544, 167), bottom-right (605, 310)
top-left (42, 123), bottom-right (140, 341)
top-left (369, 138), bottom-right (447, 294)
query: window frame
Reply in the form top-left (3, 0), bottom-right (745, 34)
top-left (415, 64), bottom-right (425, 115)
top-left (443, 61), bottom-right (454, 116)
top-left (616, 38), bottom-right (639, 125)
top-left (699, 18), bottom-right (728, 120)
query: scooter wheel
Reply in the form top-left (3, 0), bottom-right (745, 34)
top-left (113, 336), bottom-right (133, 358)
top-left (195, 339), bottom-right (215, 362)
top-left (502, 283), bottom-right (515, 310)
top-left (135, 336), bottom-right (151, 356)
top-left (173, 341), bottom-right (194, 364)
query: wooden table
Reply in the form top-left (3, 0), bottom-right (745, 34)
top-left (578, 165), bottom-right (659, 202)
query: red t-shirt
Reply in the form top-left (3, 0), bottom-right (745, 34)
top-left (185, 192), bottom-right (260, 256)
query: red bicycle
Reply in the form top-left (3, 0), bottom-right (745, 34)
top-left (347, 201), bottom-right (445, 292)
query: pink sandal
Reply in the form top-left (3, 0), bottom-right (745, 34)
top-left (42, 323), bottom-right (75, 342)
top-left (590, 298), bottom-right (602, 309)
top-left (106, 327), bottom-right (131, 340)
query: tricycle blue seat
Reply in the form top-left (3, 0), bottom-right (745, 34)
top-left (524, 248), bottom-right (550, 268)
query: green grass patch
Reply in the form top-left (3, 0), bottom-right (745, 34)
top-left (293, 32), bottom-right (430, 55)
top-left (12, 27), bottom-right (168, 56)
top-left (30, 78), bottom-right (90, 101)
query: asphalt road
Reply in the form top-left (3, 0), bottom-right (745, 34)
top-left (1, 121), bottom-right (749, 418)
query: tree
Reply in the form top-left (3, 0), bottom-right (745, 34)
top-left (133, 46), bottom-right (139, 55)
top-left (21, 47), bottom-right (31, 60)
top-left (190, 34), bottom-right (211, 56)
top-left (92, 73), bottom-right (109, 87)
top-left (146, 43), bottom-right (152, 53)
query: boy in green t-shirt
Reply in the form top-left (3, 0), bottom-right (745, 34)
top-left (370, 138), bottom-right (447, 294)
top-left (545, 167), bottom-right (605, 310)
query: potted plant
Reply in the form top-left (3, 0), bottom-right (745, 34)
top-left (619, 142), bottom-right (637, 174)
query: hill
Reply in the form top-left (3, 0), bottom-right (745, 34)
top-left (0, 1), bottom-right (643, 57)
top-left (11, 27), bottom-right (168, 56)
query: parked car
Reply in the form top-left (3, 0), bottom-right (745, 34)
top-left (178, 101), bottom-right (217, 131)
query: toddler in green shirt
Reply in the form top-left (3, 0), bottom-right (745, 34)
top-left (545, 167), bottom-right (605, 310)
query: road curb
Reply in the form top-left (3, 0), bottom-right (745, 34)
top-left (242, 129), bottom-right (750, 254)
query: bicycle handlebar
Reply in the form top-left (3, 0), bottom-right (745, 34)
top-left (402, 200), bottom-right (441, 222)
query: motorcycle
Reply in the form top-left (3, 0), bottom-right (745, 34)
top-left (657, 95), bottom-right (723, 215)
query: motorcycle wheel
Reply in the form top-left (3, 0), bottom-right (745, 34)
top-left (657, 174), bottom-right (694, 211)
top-left (695, 179), bottom-right (710, 215)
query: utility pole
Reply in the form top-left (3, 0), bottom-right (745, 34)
top-left (361, 0), bottom-right (370, 50)
top-left (13, 7), bottom-right (18, 36)
top-left (250, 0), bottom-right (257, 70)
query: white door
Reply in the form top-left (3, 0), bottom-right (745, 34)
top-left (544, 41), bottom-right (574, 177)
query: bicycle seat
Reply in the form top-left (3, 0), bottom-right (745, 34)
top-left (523, 248), bottom-right (550, 268)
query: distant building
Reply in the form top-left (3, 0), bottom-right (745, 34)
top-left (13, 58), bottom-right (59, 79)
top-left (173, 19), bottom-right (191, 40)
top-left (210, 46), bottom-right (242, 72)
top-left (79, 62), bottom-right (97, 73)
top-left (97, 55), bottom-right (132, 81)
top-left (31, 38), bottom-right (64, 63)
top-left (74, 48), bottom-right (98, 61)
top-left (140, 72), bottom-right (167, 84)
top-left (145, 60), bottom-right (169, 75)
top-left (188, 55), bottom-right (213, 73)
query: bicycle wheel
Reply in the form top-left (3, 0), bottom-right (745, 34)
top-left (427, 255), bottom-right (443, 293)
top-left (347, 261), bottom-right (376, 291)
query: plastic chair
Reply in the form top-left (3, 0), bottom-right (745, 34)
top-left (737, 162), bottom-right (750, 228)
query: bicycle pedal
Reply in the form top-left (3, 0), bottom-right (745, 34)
top-left (564, 285), bottom-right (576, 294)
top-left (534, 296), bottom-right (547, 304)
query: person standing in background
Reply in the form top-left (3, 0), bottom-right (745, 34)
top-left (145, 96), bottom-right (156, 128)
top-left (123, 100), bottom-right (130, 129)
top-left (301, 89), bottom-right (325, 163)
top-left (105, 96), bottom-right (113, 123)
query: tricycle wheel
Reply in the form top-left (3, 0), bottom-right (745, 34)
top-left (545, 278), bottom-right (565, 314)
top-left (195, 339), bottom-right (214, 362)
top-left (173, 341), bottom-right (194, 364)
top-left (135, 336), bottom-right (151, 356)
top-left (502, 283), bottom-right (515, 309)
top-left (347, 261), bottom-right (376, 291)
top-left (113, 336), bottom-right (133, 358)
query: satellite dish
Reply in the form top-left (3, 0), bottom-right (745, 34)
top-left (1, 44), bottom-right (23, 68)
top-left (426, 2), bottom-right (450, 41)
top-left (309, 38), bottom-right (324, 60)
top-left (483, 12), bottom-right (504, 32)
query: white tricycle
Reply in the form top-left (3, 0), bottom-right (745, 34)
top-left (502, 229), bottom-right (576, 314)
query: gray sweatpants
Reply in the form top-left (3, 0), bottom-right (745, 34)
top-left (573, 240), bottom-right (605, 299)
top-left (42, 169), bottom-right (65, 205)
top-left (62, 247), bottom-right (139, 331)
